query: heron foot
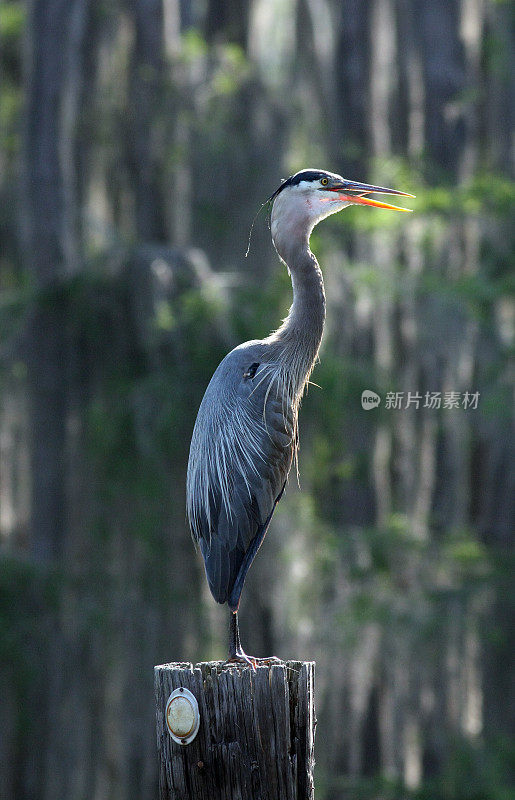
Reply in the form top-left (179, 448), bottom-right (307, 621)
top-left (227, 611), bottom-right (283, 670)
top-left (224, 650), bottom-right (257, 670)
top-left (224, 653), bottom-right (284, 670)
top-left (254, 655), bottom-right (284, 666)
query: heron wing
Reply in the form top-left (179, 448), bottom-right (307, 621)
top-left (186, 343), bottom-right (295, 608)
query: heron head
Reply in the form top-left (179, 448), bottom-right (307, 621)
top-left (269, 169), bottom-right (414, 263)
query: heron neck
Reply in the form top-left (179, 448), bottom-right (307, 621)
top-left (268, 238), bottom-right (326, 393)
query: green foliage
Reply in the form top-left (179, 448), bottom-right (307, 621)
top-left (0, 2), bottom-right (25, 41)
top-left (415, 735), bottom-right (515, 800)
top-left (180, 28), bottom-right (209, 60)
top-left (62, 265), bottom-right (227, 582)
top-left (0, 554), bottom-right (59, 688)
top-left (0, 3), bottom-right (24, 158)
top-left (334, 174), bottom-right (515, 237)
top-left (319, 739), bottom-right (515, 800)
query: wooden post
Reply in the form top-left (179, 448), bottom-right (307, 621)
top-left (154, 660), bottom-right (316, 800)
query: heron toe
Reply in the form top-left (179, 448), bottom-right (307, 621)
top-left (225, 651), bottom-right (258, 670)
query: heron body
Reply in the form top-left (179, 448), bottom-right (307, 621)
top-left (186, 169), bottom-right (413, 665)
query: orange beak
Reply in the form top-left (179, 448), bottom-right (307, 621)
top-left (327, 180), bottom-right (415, 212)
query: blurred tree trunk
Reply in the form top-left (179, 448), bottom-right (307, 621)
top-left (22, 3), bottom-right (92, 798)
top-left (333, 0), bottom-right (370, 175)
top-left (205, 0), bottom-right (250, 50)
top-left (484, 2), bottom-right (514, 172)
top-left (415, 0), bottom-right (465, 177)
top-left (24, 0), bottom-right (71, 564)
top-left (127, 0), bottom-right (167, 242)
top-left (369, 0), bottom-right (406, 782)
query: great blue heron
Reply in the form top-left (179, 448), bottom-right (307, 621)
top-left (187, 169), bottom-right (413, 666)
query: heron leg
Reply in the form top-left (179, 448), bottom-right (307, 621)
top-left (225, 611), bottom-right (284, 669)
top-left (225, 611), bottom-right (257, 670)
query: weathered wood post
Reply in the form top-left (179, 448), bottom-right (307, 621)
top-left (154, 660), bottom-right (316, 800)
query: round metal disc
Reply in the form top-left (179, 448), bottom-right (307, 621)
top-left (165, 687), bottom-right (200, 745)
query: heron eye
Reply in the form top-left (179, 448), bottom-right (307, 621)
top-left (320, 177), bottom-right (329, 186)
top-left (243, 362), bottom-right (260, 380)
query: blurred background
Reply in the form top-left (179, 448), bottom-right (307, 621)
top-left (0, 1), bottom-right (513, 798)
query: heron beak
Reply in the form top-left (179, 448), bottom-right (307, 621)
top-left (328, 181), bottom-right (415, 212)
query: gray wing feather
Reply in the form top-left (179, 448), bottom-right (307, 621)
top-left (186, 342), bottom-right (294, 606)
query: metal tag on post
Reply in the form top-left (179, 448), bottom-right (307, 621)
top-left (165, 687), bottom-right (200, 745)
